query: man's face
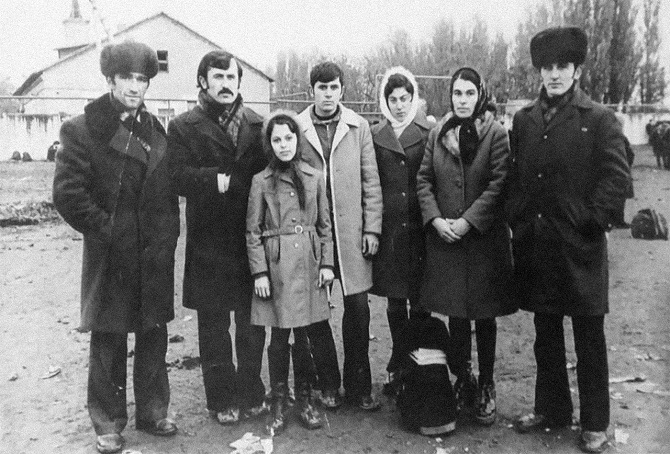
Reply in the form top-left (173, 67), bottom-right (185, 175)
top-left (108, 72), bottom-right (149, 111)
top-left (200, 59), bottom-right (240, 105)
top-left (312, 78), bottom-right (343, 116)
top-left (540, 62), bottom-right (582, 97)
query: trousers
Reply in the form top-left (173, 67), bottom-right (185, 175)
top-left (448, 317), bottom-right (497, 384)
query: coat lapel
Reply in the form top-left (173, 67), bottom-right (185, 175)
top-left (145, 129), bottom-right (166, 178)
top-left (186, 106), bottom-right (237, 157)
top-left (527, 100), bottom-right (545, 130)
top-left (331, 116), bottom-right (350, 153)
top-left (398, 121), bottom-right (425, 151)
top-left (373, 120), bottom-right (404, 155)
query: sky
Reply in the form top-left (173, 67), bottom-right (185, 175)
top-left (0, 0), bottom-right (668, 87)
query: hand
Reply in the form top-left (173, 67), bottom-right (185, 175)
top-left (451, 217), bottom-right (472, 237)
top-left (318, 268), bottom-right (335, 287)
top-left (254, 275), bottom-right (271, 299)
top-left (432, 217), bottom-right (461, 243)
top-left (362, 233), bottom-right (379, 257)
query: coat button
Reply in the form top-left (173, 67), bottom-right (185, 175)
top-left (400, 160), bottom-right (406, 166)
top-left (456, 209), bottom-right (464, 216)
top-left (401, 192), bottom-right (406, 197)
top-left (537, 173), bottom-right (543, 179)
top-left (537, 213), bottom-right (542, 219)
top-left (294, 243), bottom-right (299, 248)
top-left (290, 191), bottom-right (295, 197)
top-left (543, 135), bottom-right (548, 139)
top-left (292, 218), bottom-right (297, 222)
top-left (402, 222), bottom-right (407, 227)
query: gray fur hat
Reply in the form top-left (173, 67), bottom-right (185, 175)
top-left (100, 41), bottom-right (159, 79)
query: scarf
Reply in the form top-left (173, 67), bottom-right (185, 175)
top-left (539, 82), bottom-right (575, 125)
top-left (268, 158), bottom-right (306, 210)
top-left (198, 90), bottom-right (244, 145)
top-left (378, 66), bottom-right (420, 136)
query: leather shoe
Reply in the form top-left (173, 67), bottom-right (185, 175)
top-left (137, 417), bottom-right (178, 436)
top-left (355, 394), bottom-right (381, 412)
top-left (209, 406), bottom-right (240, 425)
top-left (96, 433), bottom-right (124, 453)
top-left (320, 389), bottom-right (342, 410)
top-left (514, 413), bottom-right (571, 433)
top-left (579, 430), bottom-right (609, 453)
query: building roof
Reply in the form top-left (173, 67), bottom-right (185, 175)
top-left (14, 11), bottom-right (273, 95)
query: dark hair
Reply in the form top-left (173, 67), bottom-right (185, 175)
top-left (450, 67), bottom-right (481, 94)
top-left (384, 73), bottom-right (414, 103)
top-left (263, 112), bottom-right (306, 210)
top-left (309, 62), bottom-right (344, 88)
top-left (197, 51), bottom-right (243, 89)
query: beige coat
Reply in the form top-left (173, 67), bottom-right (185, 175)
top-left (297, 105), bottom-right (382, 296)
top-left (246, 162), bottom-right (334, 328)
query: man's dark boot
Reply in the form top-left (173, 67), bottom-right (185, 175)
top-left (383, 308), bottom-right (407, 396)
top-left (453, 362), bottom-right (478, 414)
top-left (296, 382), bottom-right (322, 430)
top-left (267, 383), bottom-right (288, 435)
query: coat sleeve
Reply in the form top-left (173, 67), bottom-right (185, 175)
top-left (167, 118), bottom-right (219, 198)
top-left (316, 171), bottom-right (334, 269)
top-left (462, 124), bottom-right (510, 233)
top-left (416, 128), bottom-right (442, 225)
top-left (359, 120), bottom-right (383, 235)
top-left (589, 109), bottom-right (631, 228)
top-left (53, 120), bottom-right (111, 238)
top-left (246, 174), bottom-right (269, 277)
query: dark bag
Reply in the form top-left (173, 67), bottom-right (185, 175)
top-left (630, 209), bottom-right (668, 240)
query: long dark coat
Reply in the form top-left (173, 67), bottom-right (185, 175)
top-left (53, 94), bottom-right (180, 333)
top-left (246, 162), bottom-right (334, 328)
top-left (167, 103), bottom-right (267, 311)
top-left (416, 112), bottom-right (515, 319)
top-left (370, 114), bottom-right (432, 300)
top-left (506, 88), bottom-right (631, 315)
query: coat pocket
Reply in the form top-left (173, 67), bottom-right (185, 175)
top-left (309, 231), bottom-right (322, 263)
top-left (264, 236), bottom-right (280, 263)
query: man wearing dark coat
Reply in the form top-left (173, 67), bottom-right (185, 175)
top-left (167, 51), bottom-right (268, 425)
top-left (507, 27), bottom-right (631, 453)
top-left (53, 41), bottom-right (180, 454)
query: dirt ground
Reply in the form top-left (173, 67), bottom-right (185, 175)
top-left (1, 145), bottom-right (669, 454)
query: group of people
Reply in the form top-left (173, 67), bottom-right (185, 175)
top-left (52, 25), bottom-right (631, 454)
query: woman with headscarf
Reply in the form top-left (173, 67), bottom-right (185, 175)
top-left (416, 67), bottom-right (516, 426)
top-left (370, 67), bottom-right (434, 395)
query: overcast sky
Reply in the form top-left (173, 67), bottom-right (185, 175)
top-left (1, 0), bottom-right (668, 86)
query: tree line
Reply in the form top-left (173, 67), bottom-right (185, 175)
top-left (273, 0), bottom-right (666, 117)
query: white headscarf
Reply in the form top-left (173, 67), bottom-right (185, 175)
top-left (379, 66), bottom-right (420, 133)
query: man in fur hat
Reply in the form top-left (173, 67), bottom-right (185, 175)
top-left (167, 51), bottom-right (268, 425)
top-left (53, 41), bottom-right (180, 453)
top-left (506, 27), bottom-right (630, 453)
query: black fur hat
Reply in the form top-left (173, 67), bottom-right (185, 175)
top-left (100, 41), bottom-right (159, 79)
top-left (530, 27), bottom-right (587, 69)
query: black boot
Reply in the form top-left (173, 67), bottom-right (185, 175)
top-left (296, 383), bottom-right (322, 430)
top-left (267, 383), bottom-right (288, 435)
top-left (384, 307), bottom-right (408, 396)
top-left (475, 381), bottom-right (496, 426)
top-left (453, 363), bottom-right (478, 414)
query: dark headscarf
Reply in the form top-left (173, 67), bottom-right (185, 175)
top-left (438, 67), bottom-right (493, 164)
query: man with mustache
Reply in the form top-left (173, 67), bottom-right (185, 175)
top-left (167, 51), bottom-right (268, 425)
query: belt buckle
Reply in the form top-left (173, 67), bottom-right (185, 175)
top-left (294, 225), bottom-right (304, 234)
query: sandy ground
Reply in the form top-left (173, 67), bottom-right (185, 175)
top-left (1, 145), bottom-right (669, 454)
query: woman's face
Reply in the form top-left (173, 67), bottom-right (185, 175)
top-left (452, 78), bottom-right (478, 118)
top-left (387, 86), bottom-right (413, 122)
top-left (270, 123), bottom-right (298, 162)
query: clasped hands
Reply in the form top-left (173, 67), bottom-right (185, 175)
top-left (254, 268), bottom-right (335, 299)
top-left (432, 217), bottom-right (471, 243)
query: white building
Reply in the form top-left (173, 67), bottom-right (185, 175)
top-left (13, 7), bottom-right (274, 119)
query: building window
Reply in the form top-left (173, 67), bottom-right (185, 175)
top-left (157, 50), bottom-right (168, 72)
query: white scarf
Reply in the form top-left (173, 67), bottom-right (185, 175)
top-left (379, 66), bottom-right (420, 135)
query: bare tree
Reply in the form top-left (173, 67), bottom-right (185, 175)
top-left (639, 0), bottom-right (666, 103)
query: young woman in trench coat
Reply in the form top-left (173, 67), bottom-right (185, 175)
top-left (416, 67), bottom-right (516, 426)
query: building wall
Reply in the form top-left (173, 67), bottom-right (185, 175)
top-left (21, 14), bottom-right (271, 116)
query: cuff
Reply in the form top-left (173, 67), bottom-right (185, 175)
top-left (217, 173), bottom-right (231, 193)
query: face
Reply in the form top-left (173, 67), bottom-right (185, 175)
top-left (270, 123), bottom-right (297, 162)
top-left (108, 72), bottom-right (149, 112)
top-left (387, 87), bottom-right (413, 122)
top-left (199, 59), bottom-right (240, 104)
top-left (540, 62), bottom-right (582, 97)
top-left (312, 78), bottom-right (343, 116)
top-left (452, 78), bottom-right (478, 118)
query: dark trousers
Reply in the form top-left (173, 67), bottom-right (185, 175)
top-left (197, 307), bottom-right (266, 412)
top-left (88, 326), bottom-right (169, 435)
top-left (448, 317), bottom-right (497, 384)
top-left (268, 327), bottom-right (314, 391)
top-left (533, 313), bottom-right (610, 431)
top-left (306, 319), bottom-right (341, 392)
top-left (386, 297), bottom-right (420, 373)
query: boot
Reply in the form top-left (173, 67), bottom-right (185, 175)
top-left (475, 381), bottom-right (496, 426)
top-left (297, 383), bottom-right (322, 430)
top-left (267, 383), bottom-right (288, 435)
top-left (453, 363), bottom-right (478, 414)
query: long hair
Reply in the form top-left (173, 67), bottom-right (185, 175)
top-left (262, 110), bottom-right (306, 210)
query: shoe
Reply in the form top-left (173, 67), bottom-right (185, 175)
top-left (514, 413), bottom-right (571, 434)
top-left (454, 369), bottom-right (478, 414)
top-left (579, 430), bottom-right (609, 453)
top-left (297, 387), bottom-right (323, 430)
top-left (210, 406), bottom-right (240, 425)
top-left (355, 394), bottom-right (381, 412)
top-left (137, 417), bottom-right (178, 436)
top-left (382, 371), bottom-right (400, 397)
top-left (241, 401), bottom-right (269, 420)
top-left (267, 384), bottom-right (288, 436)
top-left (320, 388), bottom-right (342, 410)
top-left (96, 433), bottom-right (124, 453)
top-left (475, 382), bottom-right (496, 426)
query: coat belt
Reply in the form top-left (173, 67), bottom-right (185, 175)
top-left (261, 225), bottom-right (316, 238)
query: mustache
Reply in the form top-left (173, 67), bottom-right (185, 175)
top-left (218, 88), bottom-right (234, 96)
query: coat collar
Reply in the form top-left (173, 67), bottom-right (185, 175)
top-left (373, 113), bottom-right (430, 156)
top-left (297, 104), bottom-right (361, 158)
top-left (522, 86), bottom-right (594, 130)
top-left (261, 161), bottom-right (317, 179)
